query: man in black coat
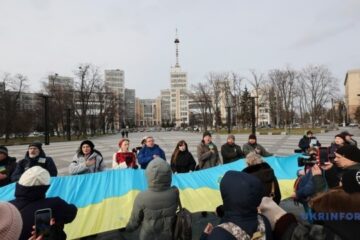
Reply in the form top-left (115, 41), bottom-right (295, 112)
top-left (221, 135), bottom-right (244, 164)
top-left (10, 166), bottom-right (77, 240)
top-left (0, 145), bottom-right (16, 187)
top-left (11, 141), bottom-right (57, 182)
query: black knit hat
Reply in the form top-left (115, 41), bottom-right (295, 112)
top-left (248, 134), bottom-right (257, 140)
top-left (0, 145), bottom-right (8, 155)
top-left (28, 141), bottom-right (42, 150)
top-left (335, 133), bottom-right (346, 142)
top-left (80, 140), bottom-right (95, 150)
top-left (336, 145), bottom-right (360, 163)
top-left (203, 131), bottom-right (212, 138)
top-left (342, 169), bottom-right (360, 193)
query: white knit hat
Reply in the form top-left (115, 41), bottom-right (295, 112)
top-left (0, 202), bottom-right (23, 240)
top-left (18, 166), bottom-right (51, 186)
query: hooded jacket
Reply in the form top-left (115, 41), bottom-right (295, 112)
top-left (197, 141), bottom-right (220, 169)
top-left (203, 171), bottom-right (273, 240)
top-left (221, 143), bottom-right (244, 164)
top-left (126, 158), bottom-right (178, 240)
top-left (0, 156), bottom-right (16, 187)
top-left (137, 144), bottom-right (166, 169)
top-left (242, 162), bottom-right (281, 204)
top-left (69, 149), bottom-right (105, 175)
top-left (11, 150), bottom-right (57, 182)
top-left (9, 183), bottom-right (77, 240)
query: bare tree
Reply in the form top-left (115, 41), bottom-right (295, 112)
top-left (268, 67), bottom-right (298, 129)
top-left (0, 73), bottom-right (29, 141)
top-left (188, 82), bottom-right (213, 131)
top-left (248, 70), bottom-right (266, 126)
top-left (73, 64), bottom-right (102, 137)
top-left (299, 65), bottom-right (338, 127)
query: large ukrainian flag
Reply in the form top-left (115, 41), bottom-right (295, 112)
top-left (0, 154), bottom-right (300, 239)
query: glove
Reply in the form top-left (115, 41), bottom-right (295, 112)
top-left (258, 197), bottom-right (287, 230)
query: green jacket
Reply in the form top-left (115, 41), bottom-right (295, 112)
top-left (126, 158), bottom-right (179, 240)
top-left (242, 143), bottom-right (273, 157)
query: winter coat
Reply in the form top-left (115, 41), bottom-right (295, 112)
top-left (221, 143), bottom-right (244, 164)
top-left (275, 189), bottom-right (360, 240)
top-left (9, 183), bottom-right (77, 240)
top-left (69, 149), bottom-right (105, 175)
top-left (201, 171), bottom-right (273, 240)
top-left (137, 144), bottom-right (166, 169)
top-left (272, 213), bottom-right (342, 240)
top-left (112, 151), bottom-right (137, 169)
top-left (197, 142), bottom-right (220, 169)
top-left (0, 156), bottom-right (16, 187)
top-left (170, 150), bottom-right (196, 173)
top-left (126, 158), bottom-right (179, 240)
top-left (11, 151), bottom-right (57, 182)
top-left (298, 136), bottom-right (321, 152)
top-left (242, 143), bottom-right (273, 157)
top-left (242, 162), bottom-right (281, 204)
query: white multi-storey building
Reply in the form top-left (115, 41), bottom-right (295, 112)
top-left (170, 33), bottom-right (189, 126)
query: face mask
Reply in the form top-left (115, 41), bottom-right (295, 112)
top-left (179, 146), bottom-right (186, 151)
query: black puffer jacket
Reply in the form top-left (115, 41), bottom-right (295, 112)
top-left (10, 184), bottom-right (77, 240)
top-left (0, 156), bottom-right (16, 187)
top-left (242, 162), bottom-right (282, 204)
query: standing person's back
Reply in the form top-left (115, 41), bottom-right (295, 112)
top-left (10, 166), bottom-right (77, 240)
top-left (126, 158), bottom-right (178, 240)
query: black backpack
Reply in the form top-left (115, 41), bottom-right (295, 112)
top-left (173, 194), bottom-right (192, 240)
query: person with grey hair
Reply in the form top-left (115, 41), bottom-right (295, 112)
top-left (242, 152), bottom-right (281, 204)
top-left (221, 135), bottom-right (244, 164)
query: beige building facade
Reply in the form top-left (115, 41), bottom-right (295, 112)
top-left (344, 69), bottom-right (360, 121)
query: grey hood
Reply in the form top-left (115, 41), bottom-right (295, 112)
top-left (145, 157), bottom-right (172, 191)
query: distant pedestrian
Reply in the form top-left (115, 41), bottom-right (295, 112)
top-left (126, 158), bottom-right (178, 240)
top-left (221, 134), bottom-right (244, 164)
top-left (113, 138), bottom-right (137, 169)
top-left (170, 140), bottom-right (196, 173)
top-left (137, 136), bottom-right (166, 169)
top-left (11, 141), bottom-right (57, 182)
top-left (69, 140), bottom-right (105, 175)
top-left (197, 131), bottom-right (220, 169)
top-left (0, 145), bottom-right (17, 187)
top-left (125, 127), bottom-right (129, 138)
top-left (243, 134), bottom-right (273, 157)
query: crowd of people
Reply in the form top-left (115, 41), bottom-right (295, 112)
top-left (0, 129), bottom-right (359, 240)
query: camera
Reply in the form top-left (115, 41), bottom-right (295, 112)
top-left (297, 153), bottom-right (317, 167)
top-left (298, 147), bottom-right (334, 167)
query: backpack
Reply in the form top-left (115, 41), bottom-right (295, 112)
top-left (173, 195), bottom-right (192, 240)
top-left (217, 215), bottom-right (266, 240)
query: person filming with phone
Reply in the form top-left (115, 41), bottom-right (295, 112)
top-left (9, 166), bottom-right (77, 240)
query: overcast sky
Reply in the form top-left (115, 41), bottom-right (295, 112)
top-left (0, 0), bottom-right (359, 98)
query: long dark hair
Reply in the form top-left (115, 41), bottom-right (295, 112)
top-left (171, 140), bottom-right (188, 165)
top-left (77, 140), bottom-right (95, 156)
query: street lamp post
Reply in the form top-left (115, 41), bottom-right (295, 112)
top-left (225, 105), bottom-right (231, 134)
top-left (251, 97), bottom-right (256, 135)
top-left (41, 95), bottom-right (51, 145)
top-left (66, 108), bottom-right (71, 141)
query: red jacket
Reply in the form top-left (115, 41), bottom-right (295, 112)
top-left (115, 152), bottom-right (137, 168)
